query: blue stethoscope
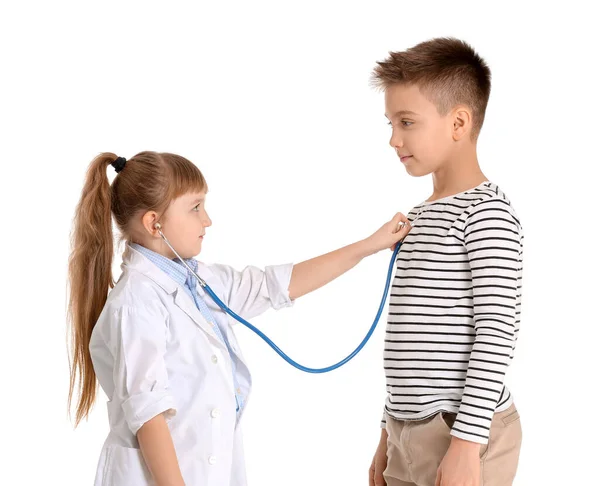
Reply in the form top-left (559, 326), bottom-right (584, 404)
top-left (156, 224), bottom-right (405, 373)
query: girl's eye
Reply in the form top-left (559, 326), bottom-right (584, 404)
top-left (387, 121), bottom-right (392, 127)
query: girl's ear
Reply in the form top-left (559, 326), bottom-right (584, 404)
top-left (142, 211), bottom-right (161, 236)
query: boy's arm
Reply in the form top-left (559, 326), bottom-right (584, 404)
top-left (451, 197), bottom-right (523, 445)
top-left (288, 213), bottom-right (411, 300)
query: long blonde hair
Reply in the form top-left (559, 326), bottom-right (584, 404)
top-left (67, 151), bottom-right (207, 426)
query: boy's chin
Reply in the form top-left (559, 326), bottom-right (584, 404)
top-left (404, 165), bottom-right (432, 178)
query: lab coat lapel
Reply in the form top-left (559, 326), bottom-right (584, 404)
top-left (173, 289), bottom-right (228, 349)
top-left (193, 264), bottom-right (252, 374)
top-left (121, 244), bottom-right (226, 350)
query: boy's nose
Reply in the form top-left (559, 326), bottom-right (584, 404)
top-left (389, 132), bottom-right (404, 149)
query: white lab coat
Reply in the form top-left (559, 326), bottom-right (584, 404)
top-left (89, 243), bottom-right (294, 486)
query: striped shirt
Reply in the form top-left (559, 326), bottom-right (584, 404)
top-left (381, 180), bottom-right (523, 445)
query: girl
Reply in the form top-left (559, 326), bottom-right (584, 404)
top-left (67, 151), bottom-right (411, 486)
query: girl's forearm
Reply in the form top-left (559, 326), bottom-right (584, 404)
top-left (288, 239), bottom-right (374, 300)
top-left (137, 414), bottom-right (185, 486)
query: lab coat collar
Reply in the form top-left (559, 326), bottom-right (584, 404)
top-left (121, 243), bottom-right (227, 350)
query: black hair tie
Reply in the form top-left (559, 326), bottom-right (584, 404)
top-left (111, 156), bottom-right (127, 173)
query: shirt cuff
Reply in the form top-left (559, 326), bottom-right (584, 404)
top-left (122, 390), bottom-right (177, 436)
top-left (264, 263), bottom-right (295, 310)
top-left (450, 427), bottom-right (489, 445)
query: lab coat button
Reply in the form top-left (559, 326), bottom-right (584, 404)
top-left (211, 355), bottom-right (218, 364)
top-left (210, 408), bottom-right (221, 418)
top-left (208, 455), bottom-right (217, 465)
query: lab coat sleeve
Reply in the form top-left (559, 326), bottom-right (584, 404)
top-left (110, 304), bottom-right (177, 436)
top-left (210, 262), bottom-right (295, 320)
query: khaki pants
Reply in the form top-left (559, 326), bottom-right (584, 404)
top-left (383, 403), bottom-right (522, 486)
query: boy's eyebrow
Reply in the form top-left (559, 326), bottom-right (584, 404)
top-left (190, 197), bottom-right (205, 205)
top-left (385, 110), bottom-right (419, 119)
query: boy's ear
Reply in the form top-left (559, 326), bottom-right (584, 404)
top-left (451, 105), bottom-right (472, 141)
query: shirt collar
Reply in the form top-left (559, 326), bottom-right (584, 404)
top-left (130, 242), bottom-right (195, 288)
top-left (121, 243), bottom-right (222, 299)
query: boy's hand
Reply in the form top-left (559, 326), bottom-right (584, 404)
top-left (435, 437), bottom-right (481, 486)
top-left (368, 430), bottom-right (388, 486)
top-left (364, 212), bottom-right (412, 255)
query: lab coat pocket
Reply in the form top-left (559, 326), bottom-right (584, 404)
top-left (103, 444), bottom-right (155, 486)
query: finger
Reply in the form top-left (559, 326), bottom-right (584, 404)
top-left (374, 472), bottom-right (385, 486)
top-left (393, 211), bottom-right (409, 225)
top-left (369, 465), bottom-right (375, 486)
top-left (390, 212), bottom-right (409, 230)
top-left (393, 221), bottom-right (412, 236)
top-left (392, 223), bottom-right (412, 242)
top-left (375, 463), bottom-right (388, 486)
top-left (391, 211), bottom-right (408, 222)
top-left (435, 467), bottom-right (442, 486)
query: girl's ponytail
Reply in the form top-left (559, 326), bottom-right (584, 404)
top-left (67, 153), bottom-right (118, 426)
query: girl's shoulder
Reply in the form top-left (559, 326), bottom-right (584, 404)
top-left (103, 269), bottom-right (171, 320)
top-left (91, 272), bottom-right (171, 349)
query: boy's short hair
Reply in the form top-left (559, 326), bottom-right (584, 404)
top-left (371, 37), bottom-right (491, 139)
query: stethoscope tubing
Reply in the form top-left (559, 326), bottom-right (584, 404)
top-left (158, 228), bottom-right (403, 373)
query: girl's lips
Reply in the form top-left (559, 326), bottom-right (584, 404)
top-left (400, 155), bottom-right (412, 163)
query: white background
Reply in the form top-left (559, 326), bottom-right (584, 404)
top-left (1, 1), bottom-right (599, 485)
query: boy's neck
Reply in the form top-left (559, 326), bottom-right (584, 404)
top-left (427, 148), bottom-right (487, 202)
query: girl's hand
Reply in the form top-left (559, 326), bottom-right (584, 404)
top-left (364, 212), bottom-right (412, 255)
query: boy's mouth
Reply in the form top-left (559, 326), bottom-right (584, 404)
top-left (400, 155), bottom-right (413, 163)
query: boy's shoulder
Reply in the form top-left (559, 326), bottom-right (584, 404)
top-left (473, 181), bottom-right (514, 205)
top-left (467, 181), bottom-right (521, 227)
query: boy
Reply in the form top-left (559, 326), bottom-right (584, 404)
top-left (368, 38), bottom-right (523, 486)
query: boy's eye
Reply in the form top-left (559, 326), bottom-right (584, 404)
top-left (193, 204), bottom-right (201, 211)
top-left (387, 121), bottom-right (413, 127)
